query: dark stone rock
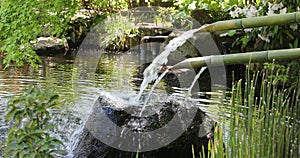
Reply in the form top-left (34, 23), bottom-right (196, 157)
top-left (190, 9), bottom-right (213, 25)
top-left (67, 9), bottom-right (100, 50)
top-left (33, 9), bottom-right (98, 55)
top-left (71, 95), bottom-right (214, 158)
top-left (138, 23), bottom-right (173, 36)
top-left (32, 37), bottom-right (69, 55)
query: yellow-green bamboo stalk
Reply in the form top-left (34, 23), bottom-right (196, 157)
top-left (172, 48), bottom-right (300, 68)
top-left (197, 12), bottom-right (300, 32)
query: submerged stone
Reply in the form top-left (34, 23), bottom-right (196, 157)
top-left (71, 95), bottom-right (214, 158)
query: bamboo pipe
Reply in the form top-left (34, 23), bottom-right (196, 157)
top-left (172, 12), bottom-right (300, 68)
top-left (170, 13), bottom-right (300, 68)
top-left (172, 48), bottom-right (300, 69)
top-left (197, 12), bottom-right (300, 32)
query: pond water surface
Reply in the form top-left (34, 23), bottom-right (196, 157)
top-left (0, 52), bottom-right (172, 155)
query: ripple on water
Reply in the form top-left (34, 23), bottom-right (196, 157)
top-left (0, 53), bottom-right (156, 156)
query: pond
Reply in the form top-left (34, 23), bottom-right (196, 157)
top-left (1, 51), bottom-right (298, 157)
top-left (0, 51), bottom-right (182, 155)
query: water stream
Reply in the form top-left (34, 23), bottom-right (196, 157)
top-left (188, 66), bottom-right (207, 96)
top-left (139, 69), bottom-right (169, 116)
top-left (133, 27), bottom-right (204, 102)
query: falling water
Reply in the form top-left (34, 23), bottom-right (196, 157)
top-left (187, 66), bottom-right (207, 96)
top-left (133, 27), bottom-right (204, 103)
top-left (66, 26), bottom-right (210, 155)
top-left (139, 69), bottom-right (169, 116)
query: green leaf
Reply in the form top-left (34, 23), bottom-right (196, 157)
top-left (28, 152), bottom-right (36, 158)
top-left (50, 149), bottom-right (67, 155)
top-left (15, 144), bottom-right (28, 150)
top-left (4, 86), bottom-right (65, 157)
top-left (17, 135), bottom-right (27, 143)
top-left (31, 129), bottom-right (45, 134)
top-left (7, 142), bottom-right (18, 149)
top-left (294, 38), bottom-right (298, 48)
top-left (228, 30), bottom-right (237, 37)
top-left (5, 108), bottom-right (16, 121)
top-left (284, 30), bottom-right (294, 40)
top-left (44, 124), bottom-right (56, 130)
top-left (12, 151), bottom-right (19, 158)
top-left (49, 139), bottom-right (64, 146)
top-left (38, 144), bottom-right (50, 152)
top-left (273, 25), bottom-right (279, 38)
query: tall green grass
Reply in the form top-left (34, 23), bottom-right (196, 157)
top-left (200, 65), bottom-right (300, 158)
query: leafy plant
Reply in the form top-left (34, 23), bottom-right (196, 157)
top-left (155, 7), bottom-right (193, 29)
top-left (0, 0), bottom-right (79, 68)
top-left (84, 0), bottom-right (128, 12)
top-left (5, 85), bottom-right (66, 158)
top-left (263, 62), bottom-right (289, 83)
top-left (287, 60), bottom-right (300, 90)
top-left (99, 14), bottom-right (138, 51)
top-left (226, 1), bottom-right (300, 52)
top-left (174, 0), bottom-right (237, 22)
top-left (199, 64), bottom-right (300, 157)
top-left (155, 7), bottom-right (177, 27)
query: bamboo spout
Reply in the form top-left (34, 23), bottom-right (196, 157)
top-left (172, 48), bottom-right (300, 69)
top-left (196, 12), bottom-right (300, 33)
top-left (169, 12), bottom-right (300, 69)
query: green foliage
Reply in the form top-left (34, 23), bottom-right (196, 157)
top-left (263, 62), bottom-right (289, 83)
top-left (226, 1), bottom-right (300, 52)
top-left (99, 14), bottom-right (138, 51)
top-left (5, 85), bottom-right (66, 158)
top-left (288, 60), bottom-right (300, 89)
top-left (174, 0), bottom-right (236, 22)
top-left (155, 7), bottom-right (193, 29)
top-left (276, 0), bottom-right (300, 11)
top-left (82, 0), bottom-right (128, 12)
top-left (0, 0), bottom-right (79, 68)
top-left (173, 1), bottom-right (300, 52)
top-left (155, 7), bottom-right (178, 27)
top-left (199, 64), bottom-right (300, 158)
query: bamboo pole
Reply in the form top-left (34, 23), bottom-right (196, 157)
top-left (172, 48), bottom-right (300, 69)
top-left (197, 12), bottom-right (300, 33)
top-left (173, 12), bottom-right (300, 68)
top-left (170, 13), bottom-right (300, 68)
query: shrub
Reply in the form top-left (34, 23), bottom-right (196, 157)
top-left (5, 85), bottom-right (66, 158)
top-left (200, 64), bottom-right (300, 157)
top-left (98, 14), bottom-right (138, 51)
top-left (0, 0), bottom-right (78, 68)
top-left (226, 1), bottom-right (300, 52)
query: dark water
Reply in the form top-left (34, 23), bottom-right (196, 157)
top-left (0, 52), bottom-right (228, 157)
top-left (0, 52), bottom-right (171, 155)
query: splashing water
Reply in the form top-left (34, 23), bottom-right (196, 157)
top-left (133, 27), bottom-right (203, 103)
top-left (139, 69), bottom-right (169, 116)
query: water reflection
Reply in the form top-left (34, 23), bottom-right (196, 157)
top-left (0, 52), bottom-right (223, 156)
top-left (0, 55), bottom-right (76, 155)
top-left (0, 52), bottom-right (170, 155)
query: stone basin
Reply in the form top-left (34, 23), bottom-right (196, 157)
top-left (71, 95), bottom-right (214, 158)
